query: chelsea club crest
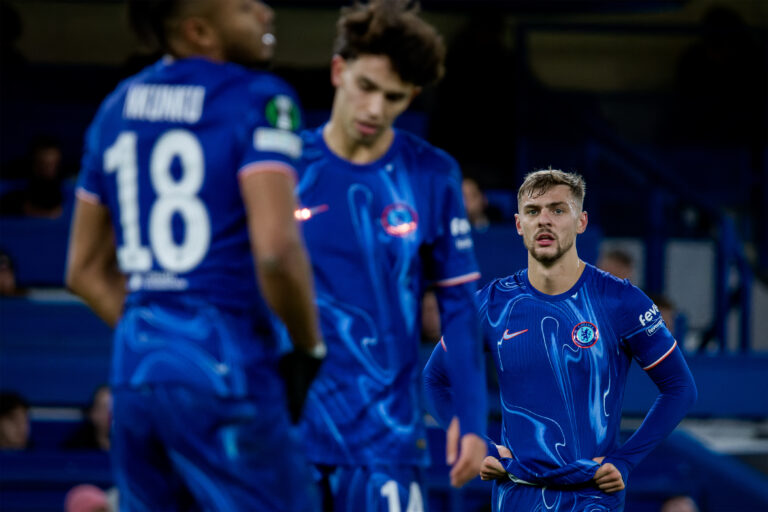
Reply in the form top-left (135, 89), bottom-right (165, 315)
top-left (571, 321), bottom-right (599, 348)
top-left (381, 202), bottom-right (419, 237)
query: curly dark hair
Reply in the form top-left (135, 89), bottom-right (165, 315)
top-left (334, 0), bottom-right (445, 87)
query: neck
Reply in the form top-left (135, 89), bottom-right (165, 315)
top-left (168, 35), bottom-right (224, 64)
top-left (527, 249), bottom-right (584, 295)
top-left (323, 117), bottom-right (394, 165)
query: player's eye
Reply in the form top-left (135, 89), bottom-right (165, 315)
top-left (385, 93), bottom-right (407, 102)
top-left (358, 79), bottom-right (375, 92)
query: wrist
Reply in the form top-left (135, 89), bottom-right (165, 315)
top-left (485, 438), bottom-right (501, 459)
top-left (306, 342), bottom-right (327, 359)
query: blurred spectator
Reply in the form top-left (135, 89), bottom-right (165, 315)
top-left (0, 391), bottom-right (30, 450)
top-left (0, 135), bottom-right (66, 218)
top-left (597, 248), bottom-right (635, 282)
top-left (660, 495), bottom-right (700, 512)
top-left (651, 294), bottom-right (677, 330)
top-left (63, 385), bottom-right (111, 451)
top-left (421, 289), bottom-right (441, 344)
top-left (64, 484), bottom-right (111, 512)
top-left (0, 250), bottom-right (22, 297)
top-left (462, 177), bottom-right (502, 233)
top-left (649, 293), bottom-right (688, 345)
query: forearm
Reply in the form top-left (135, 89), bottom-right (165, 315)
top-left (436, 282), bottom-right (487, 437)
top-left (607, 348), bottom-right (697, 479)
top-left (257, 240), bottom-right (323, 352)
top-left (65, 199), bottom-right (125, 328)
top-left (423, 342), bottom-right (455, 428)
top-left (241, 170), bottom-right (323, 353)
top-left (68, 268), bottom-right (126, 328)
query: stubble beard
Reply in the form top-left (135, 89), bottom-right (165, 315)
top-left (527, 237), bottom-right (574, 267)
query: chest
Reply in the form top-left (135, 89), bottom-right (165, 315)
top-left (487, 295), bottom-right (621, 383)
top-left (297, 163), bottom-right (430, 259)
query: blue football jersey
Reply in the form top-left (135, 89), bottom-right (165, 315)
top-left (481, 263), bottom-right (677, 478)
top-left (76, 57), bottom-right (304, 390)
top-left (296, 126), bottom-right (480, 465)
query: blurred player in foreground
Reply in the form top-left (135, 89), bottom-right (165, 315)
top-left (424, 169), bottom-right (697, 511)
top-left (66, 0), bottom-right (324, 509)
top-left (294, 1), bottom-right (487, 509)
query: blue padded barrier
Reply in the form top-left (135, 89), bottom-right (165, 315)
top-left (0, 189), bottom-right (75, 288)
top-left (623, 354), bottom-right (768, 419)
top-left (625, 430), bottom-right (768, 512)
top-left (0, 451), bottom-right (112, 512)
top-left (0, 297), bottom-right (112, 407)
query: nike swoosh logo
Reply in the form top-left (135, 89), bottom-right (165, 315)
top-left (295, 204), bottom-right (329, 221)
top-left (502, 329), bottom-right (528, 340)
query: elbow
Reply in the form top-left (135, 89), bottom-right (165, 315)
top-left (65, 262), bottom-right (100, 299)
top-left (256, 236), bottom-right (304, 275)
top-left (65, 265), bottom-right (84, 296)
top-left (686, 380), bottom-right (698, 409)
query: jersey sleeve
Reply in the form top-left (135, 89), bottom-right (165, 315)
top-left (434, 281), bottom-right (487, 438)
top-left (606, 280), bottom-right (697, 480)
top-left (75, 117), bottom-right (106, 205)
top-left (424, 159), bottom-right (481, 286)
top-left (422, 339), bottom-right (454, 429)
top-left (614, 282), bottom-right (678, 371)
top-left (237, 79), bottom-right (304, 180)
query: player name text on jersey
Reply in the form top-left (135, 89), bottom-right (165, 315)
top-left (123, 84), bottom-right (206, 124)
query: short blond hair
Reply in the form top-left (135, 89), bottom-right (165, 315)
top-left (517, 169), bottom-right (586, 210)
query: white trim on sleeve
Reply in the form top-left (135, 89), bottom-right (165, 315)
top-left (642, 340), bottom-right (678, 371)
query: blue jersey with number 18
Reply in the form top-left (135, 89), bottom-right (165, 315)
top-left (76, 57), bottom-right (304, 393)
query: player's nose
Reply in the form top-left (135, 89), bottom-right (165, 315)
top-left (366, 93), bottom-right (385, 118)
top-left (538, 211), bottom-right (553, 225)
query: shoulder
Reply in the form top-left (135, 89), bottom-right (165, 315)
top-left (86, 66), bottom-right (153, 141)
top-left (476, 271), bottom-right (526, 310)
top-left (589, 264), bottom-right (644, 298)
top-left (298, 127), bottom-right (326, 161)
top-left (588, 264), bottom-right (654, 318)
top-left (589, 264), bottom-right (630, 292)
top-left (184, 61), bottom-right (300, 110)
top-left (240, 68), bottom-right (299, 98)
top-left (300, 126), bottom-right (323, 147)
top-left (397, 131), bottom-right (460, 180)
top-left (98, 67), bottom-right (149, 116)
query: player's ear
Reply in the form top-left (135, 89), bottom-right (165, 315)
top-left (330, 55), bottom-right (346, 88)
top-left (515, 213), bottom-right (523, 235)
top-left (577, 211), bottom-right (588, 234)
top-left (180, 16), bottom-right (218, 54)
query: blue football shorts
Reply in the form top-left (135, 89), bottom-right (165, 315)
top-left (315, 463), bottom-right (425, 512)
top-left (112, 384), bottom-right (320, 511)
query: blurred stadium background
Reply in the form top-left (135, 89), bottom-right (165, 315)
top-left (0, 0), bottom-right (766, 510)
